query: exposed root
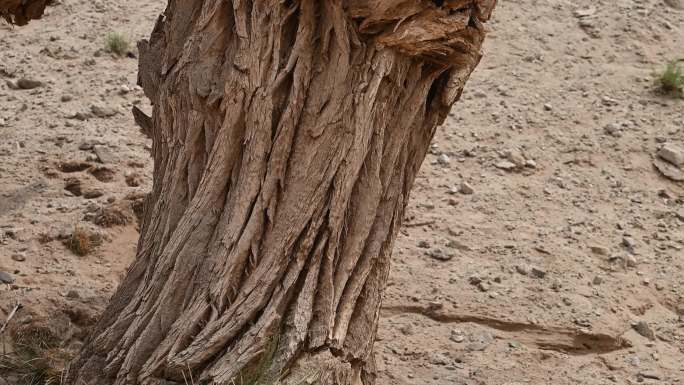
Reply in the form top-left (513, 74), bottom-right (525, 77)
top-left (382, 304), bottom-right (632, 355)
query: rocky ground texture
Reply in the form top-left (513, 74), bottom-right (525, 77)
top-left (1, 0), bottom-right (683, 384)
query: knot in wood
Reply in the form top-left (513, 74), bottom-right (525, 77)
top-left (348, 0), bottom-right (496, 64)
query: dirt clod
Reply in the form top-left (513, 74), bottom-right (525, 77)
top-left (92, 203), bottom-right (133, 228)
top-left (89, 166), bottom-right (116, 182)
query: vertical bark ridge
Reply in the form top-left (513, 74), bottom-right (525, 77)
top-left (66, 1), bottom-right (495, 384)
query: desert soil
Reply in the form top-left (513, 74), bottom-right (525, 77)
top-left (1, 1), bottom-right (683, 384)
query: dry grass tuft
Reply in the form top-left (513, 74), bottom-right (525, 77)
top-left (0, 352), bottom-right (66, 385)
top-left (10, 322), bottom-right (61, 354)
top-left (104, 32), bottom-right (130, 57)
top-left (66, 225), bottom-right (102, 256)
top-left (656, 60), bottom-right (684, 98)
top-left (1, 319), bottom-right (72, 385)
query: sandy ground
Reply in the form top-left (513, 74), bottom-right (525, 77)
top-left (1, 0), bottom-right (683, 384)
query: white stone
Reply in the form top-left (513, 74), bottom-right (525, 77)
top-left (658, 143), bottom-right (684, 167)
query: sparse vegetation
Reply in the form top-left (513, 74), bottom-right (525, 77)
top-left (0, 320), bottom-right (71, 385)
top-left (0, 352), bottom-right (65, 385)
top-left (655, 59), bottom-right (684, 98)
top-left (66, 225), bottom-right (102, 256)
top-left (104, 32), bottom-right (130, 57)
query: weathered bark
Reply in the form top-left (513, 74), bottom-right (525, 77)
top-left (0, 0), bottom-right (50, 25)
top-left (66, 1), bottom-right (495, 384)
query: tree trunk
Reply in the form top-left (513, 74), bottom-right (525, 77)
top-left (0, 0), bottom-right (50, 25)
top-left (66, 1), bottom-right (495, 384)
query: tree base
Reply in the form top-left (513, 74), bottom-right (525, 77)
top-left (66, 1), bottom-right (495, 384)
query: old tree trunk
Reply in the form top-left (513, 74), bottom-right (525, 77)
top-left (64, 1), bottom-right (495, 384)
top-left (0, 0), bottom-right (50, 25)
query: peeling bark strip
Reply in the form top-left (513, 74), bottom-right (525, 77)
top-left (0, 0), bottom-right (51, 25)
top-left (66, 1), bottom-right (495, 384)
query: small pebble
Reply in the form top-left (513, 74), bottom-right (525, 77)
top-left (531, 267), bottom-right (547, 279)
top-left (633, 321), bottom-right (656, 340)
top-left (625, 255), bottom-right (637, 268)
top-left (16, 78), bottom-right (43, 90)
top-left (0, 271), bottom-right (15, 284)
top-left (450, 329), bottom-right (465, 343)
top-left (590, 245), bottom-right (609, 256)
top-left (459, 182), bottom-right (474, 195)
